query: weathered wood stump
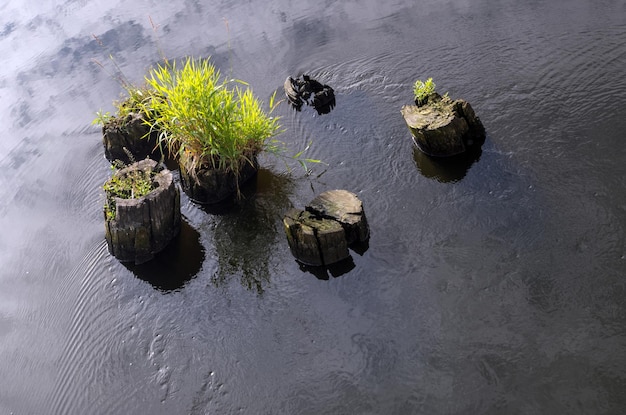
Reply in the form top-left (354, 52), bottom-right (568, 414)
top-left (102, 112), bottom-right (161, 164)
top-left (401, 94), bottom-right (485, 157)
top-left (284, 190), bottom-right (369, 266)
top-left (104, 159), bottom-right (181, 264)
top-left (178, 151), bottom-right (259, 204)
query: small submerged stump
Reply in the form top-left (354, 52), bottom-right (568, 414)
top-left (102, 112), bottom-right (161, 164)
top-left (284, 190), bottom-right (369, 266)
top-left (179, 151), bottom-right (259, 204)
top-left (104, 159), bottom-right (181, 264)
top-left (401, 94), bottom-right (485, 157)
top-left (284, 75), bottom-right (336, 114)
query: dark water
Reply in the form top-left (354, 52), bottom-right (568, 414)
top-left (1, 0), bottom-right (626, 413)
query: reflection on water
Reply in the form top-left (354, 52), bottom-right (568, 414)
top-left (298, 256), bottom-right (356, 280)
top-left (123, 217), bottom-right (204, 291)
top-left (210, 169), bottom-right (294, 294)
top-left (2, 0), bottom-right (626, 413)
top-left (412, 137), bottom-right (484, 183)
top-left (296, 233), bottom-right (370, 280)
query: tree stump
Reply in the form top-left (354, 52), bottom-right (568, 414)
top-left (401, 94), bottom-right (485, 157)
top-left (102, 112), bottom-right (162, 164)
top-left (178, 151), bottom-right (259, 204)
top-left (283, 190), bottom-right (369, 266)
top-left (104, 159), bottom-right (181, 264)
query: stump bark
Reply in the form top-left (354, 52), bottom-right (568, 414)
top-left (104, 159), bottom-right (181, 264)
top-left (179, 152), bottom-right (259, 204)
top-left (102, 112), bottom-right (161, 164)
top-left (401, 95), bottom-right (485, 157)
top-left (284, 190), bottom-right (369, 266)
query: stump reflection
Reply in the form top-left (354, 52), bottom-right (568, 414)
top-left (124, 217), bottom-right (204, 291)
top-left (412, 142), bottom-right (483, 183)
top-left (211, 169), bottom-right (294, 294)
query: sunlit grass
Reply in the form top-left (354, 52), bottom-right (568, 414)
top-left (143, 57), bottom-right (280, 177)
top-left (92, 84), bottom-right (161, 129)
top-left (413, 77), bottom-right (436, 105)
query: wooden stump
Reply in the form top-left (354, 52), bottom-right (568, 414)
top-left (284, 209), bottom-right (349, 266)
top-left (102, 112), bottom-right (162, 164)
top-left (104, 159), bottom-right (181, 264)
top-left (284, 190), bottom-right (369, 266)
top-left (179, 151), bottom-right (259, 204)
top-left (401, 95), bottom-right (485, 157)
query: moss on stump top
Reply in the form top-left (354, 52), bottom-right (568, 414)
top-left (401, 93), bottom-right (485, 157)
top-left (401, 102), bottom-right (457, 130)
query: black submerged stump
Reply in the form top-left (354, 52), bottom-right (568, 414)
top-left (284, 190), bottom-right (369, 266)
top-left (102, 112), bottom-right (161, 164)
top-left (104, 159), bottom-right (181, 264)
top-left (284, 75), bottom-right (336, 114)
top-left (401, 94), bottom-right (485, 157)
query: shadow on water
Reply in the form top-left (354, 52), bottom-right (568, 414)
top-left (206, 168), bottom-right (295, 294)
top-left (298, 257), bottom-right (356, 280)
top-left (297, 238), bottom-right (370, 280)
top-left (124, 217), bottom-right (204, 292)
top-left (412, 136), bottom-right (485, 183)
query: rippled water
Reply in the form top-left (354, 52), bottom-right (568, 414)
top-left (1, 0), bottom-right (625, 413)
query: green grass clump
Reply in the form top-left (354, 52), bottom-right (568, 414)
top-left (413, 77), bottom-right (437, 105)
top-left (103, 167), bottom-right (155, 220)
top-left (143, 57), bottom-right (280, 178)
top-left (93, 85), bottom-right (161, 128)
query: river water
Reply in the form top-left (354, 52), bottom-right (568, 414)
top-left (1, 0), bottom-right (625, 414)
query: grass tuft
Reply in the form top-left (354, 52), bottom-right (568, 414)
top-left (143, 57), bottom-right (280, 179)
top-left (103, 165), bottom-right (156, 220)
top-left (413, 77), bottom-right (437, 105)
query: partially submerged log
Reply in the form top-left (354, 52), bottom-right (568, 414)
top-left (102, 112), bottom-right (161, 164)
top-left (284, 190), bottom-right (369, 266)
top-left (401, 94), bottom-right (485, 157)
top-left (104, 159), bottom-right (181, 264)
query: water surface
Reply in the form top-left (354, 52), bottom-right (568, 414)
top-left (1, 0), bottom-right (625, 413)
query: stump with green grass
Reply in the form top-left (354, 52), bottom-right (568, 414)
top-left (144, 58), bottom-right (280, 204)
top-left (104, 159), bottom-right (181, 264)
top-left (102, 112), bottom-right (161, 164)
top-left (96, 86), bottom-right (165, 165)
top-left (402, 79), bottom-right (485, 157)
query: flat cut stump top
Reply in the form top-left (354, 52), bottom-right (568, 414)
top-left (284, 189), bottom-right (369, 266)
top-left (401, 105), bottom-right (457, 131)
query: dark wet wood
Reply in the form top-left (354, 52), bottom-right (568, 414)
top-left (284, 75), bottom-right (335, 114)
top-left (102, 112), bottom-right (162, 164)
top-left (178, 152), bottom-right (259, 204)
top-left (402, 96), bottom-right (485, 157)
top-left (283, 190), bottom-right (369, 266)
top-left (104, 159), bottom-right (181, 264)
